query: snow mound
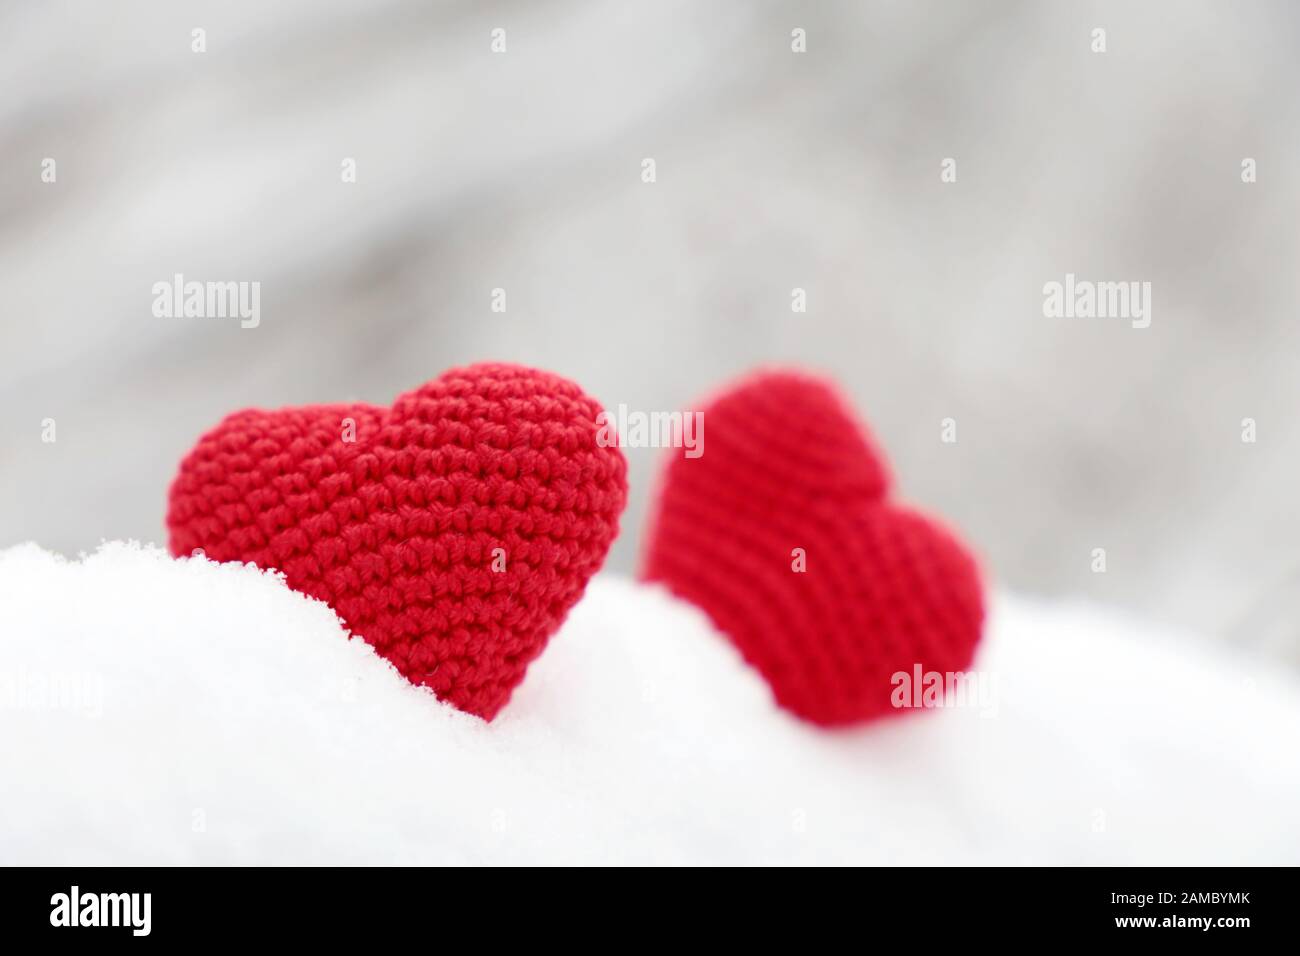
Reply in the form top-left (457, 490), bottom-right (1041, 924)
top-left (1, 541), bottom-right (1298, 865)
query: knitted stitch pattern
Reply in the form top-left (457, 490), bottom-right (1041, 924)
top-left (167, 363), bottom-right (628, 720)
top-left (642, 370), bottom-right (984, 726)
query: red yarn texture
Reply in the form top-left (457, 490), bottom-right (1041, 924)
top-left (167, 363), bottom-right (628, 721)
top-left (642, 370), bottom-right (984, 726)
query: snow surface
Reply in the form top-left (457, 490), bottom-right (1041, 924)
top-left (2, 541), bottom-right (1298, 865)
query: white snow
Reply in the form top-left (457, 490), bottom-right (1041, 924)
top-left (2, 541), bottom-right (1298, 865)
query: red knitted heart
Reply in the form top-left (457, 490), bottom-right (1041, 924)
top-left (167, 363), bottom-right (628, 720)
top-left (642, 370), bottom-right (984, 726)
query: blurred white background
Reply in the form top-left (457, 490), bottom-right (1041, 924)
top-left (2, 0), bottom-right (1298, 664)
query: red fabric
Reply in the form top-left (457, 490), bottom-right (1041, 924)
top-left (642, 370), bottom-right (984, 726)
top-left (167, 363), bottom-right (627, 720)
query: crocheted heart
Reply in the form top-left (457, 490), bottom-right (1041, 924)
top-left (167, 363), bottom-right (628, 720)
top-left (642, 370), bottom-right (983, 726)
